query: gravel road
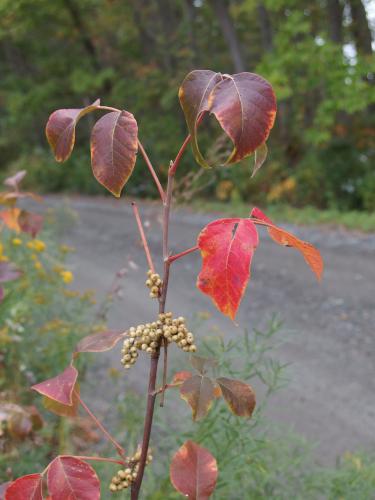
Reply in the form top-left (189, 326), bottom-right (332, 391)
top-left (54, 196), bottom-right (375, 465)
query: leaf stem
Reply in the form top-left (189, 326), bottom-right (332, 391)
top-left (131, 201), bottom-right (155, 273)
top-left (138, 141), bottom-right (165, 201)
top-left (168, 245), bottom-right (199, 263)
top-left (76, 392), bottom-right (126, 458)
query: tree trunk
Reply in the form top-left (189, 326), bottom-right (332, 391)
top-left (348, 0), bottom-right (373, 55)
top-left (257, 2), bottom-right (273, 52)
top-left (327, 0), bottom-right (343, 43)
top-left (210, 0), bottom-right (246, 72)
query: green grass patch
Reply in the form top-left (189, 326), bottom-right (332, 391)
top-left (185, 200), bottom-right (375, 233)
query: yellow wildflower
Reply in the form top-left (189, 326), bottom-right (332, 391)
top-left (60, 244), bottom-right (75, 254)
top-left (0, 243), bottom-right (8, 261)
top-left (34, 261), bottom-right (43, 270)
top-left (12, 238), bottom-right (22, 246)
top-left (60, 270), bottom-right (74, 284)
top-left (27, 239), bottom-right (46, 252)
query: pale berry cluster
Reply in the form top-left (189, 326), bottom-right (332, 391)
top-left (109, 448), bottom-right (153, 493)
top-left (121, 312), bottom-right (197, 370)
top-left (145, 269), bottom-right (163, 298)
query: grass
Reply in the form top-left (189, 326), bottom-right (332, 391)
top-left (185, 200), bottom-right (375, 233)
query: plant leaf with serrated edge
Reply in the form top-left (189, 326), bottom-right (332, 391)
top-left (252, 142), bottom-right (268, 178)
top-left (208, 73), bottom-right (276, 165)
top-left (216, 377), bottom-right (256, 417)
top-left (90, 110), bottom-right (138, 197)
top-left (180, 374), bottom-right (216, 421)
top-left (47, 456), bottom-right (100, 500)
top-left (170, 440), bottom-right (218, 500)
top-left (46, 99), bottom-right (100, 162)
top-left (197, 218), bottom-right (259, 320)
top-left (190, 354), bottom-right (216, 375)
top-left (43, 383), bottom-right (80, 417)
top-left (250, 207), bottom-right (323, 280)
top-left (5, 474), bottom-right (43, 500)
top-left (75, 330), bottom-right (125, 353)
top-left (179, 70), bottom-right (223, 168)
top-left (31, 365), bottom-right (78, 406)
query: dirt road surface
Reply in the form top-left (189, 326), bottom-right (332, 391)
top-left (54, 196), bottom-right (375, 465)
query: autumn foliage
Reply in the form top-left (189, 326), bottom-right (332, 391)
top-left (4, 70), bottom-right (322, 499)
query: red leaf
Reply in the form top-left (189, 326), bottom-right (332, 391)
top-left (179, 70), bottom-right (223, 168)
top-left (90, 110), bottom-right (138, 197)
top-left (47, 456), bottom-right (100, 500)
top-left (32, 365), bottom-right (78, 406)
top-left (208, 73), bottom-right (276, 164)
top-left (5, 474), bottom-right (43, 500)
top-left (75, 330), bottom-right (125, 353)
top-left (180, 375), bottom-right (216, 421)
top-left (250, 207), bottom-right (323, 280)
top-left (4, 170), bottom-right (26, 189)
top-left (46, 99), bottom-right (100, 162)
top-left (0, 262), bottom-right (22, 283)
top-left (216, 377), bottom-right (256, 417)
top-left (43, 383), bottom-right (80, 417)
top-left (197, 218), bottom-right (259, 320)
top-left (18, 211), bottom-right (44, 238)
top-left (170, 441), bottom-right (218, 500)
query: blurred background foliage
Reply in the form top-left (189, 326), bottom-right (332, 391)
top-left (0, 0), bottom-right (374, 211)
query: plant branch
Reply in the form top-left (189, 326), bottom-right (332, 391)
top-left (138, 141), bottom-right (165, 201)
top-left (76, 392), bottom-right (126, 458)
top-left (131, 201), bottom-right (155, 272)
top-left (159, 339), bottom-right (168, 407)
top-left (131, 136), bottom-right (189, 498)
top-left (168, 245), bottom-right (199, 263)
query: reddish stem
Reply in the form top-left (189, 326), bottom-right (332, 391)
top-left (131, 134), bottom-right (189, 499)
top-left (77, 392), bottom-right (126, 458)
top-left (67, 455), bottom-right (125, 465)
top-left (138, 141), bottom-right (165, 201)
top-left (168, 245), bottom-right (199, 263)
top-left (131, 201), bottom-right (155, 273)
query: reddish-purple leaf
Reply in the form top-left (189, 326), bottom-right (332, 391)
top-left (43, 383), bottom-right (80, 418)
top-left (216, 377), bottom-right (256, 417)
top-left (31, 365), bottom-right (78, 406)
top-left (90, 110), bottom-right (138, 197)
top-left (197, 218), bottom-right (259, 320)
top-left (75, 330), bottom-right (125, 353)
top-left (170, 441), bottom-right (218, 500)
top-left (47, 456), bottom-right (100, 500)
top-left (4, 170), bottom-right (26, 189)
top-left (250, 207), bottom-right (323, 280)
top-left (179, 70), bottom-right (223, 168)
top-left (208, 73), bottom-right (276, 165)
top-left (5, 474), bottom-right (43, 500)
top-left (46, 99), bottom-right (100, 162)
top-left (0, 262), bottom-right (22, 283)
top-left (18, 211), bottom-right (43, 238)
top-left (180, 374), bottom-right (216, 421)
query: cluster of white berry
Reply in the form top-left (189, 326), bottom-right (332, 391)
top-left (121, 312), bottom-right (197, 370)
top-left (109, 448), bottom-right (153, 493)
top-left (145, 269), bottom-right (162, 299)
